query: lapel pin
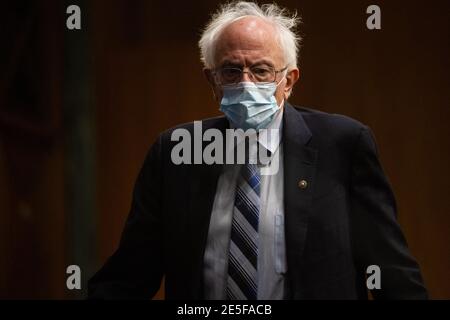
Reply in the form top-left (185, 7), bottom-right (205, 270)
top-left (298, 179), bottom-right (308, 189)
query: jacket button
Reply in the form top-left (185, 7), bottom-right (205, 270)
top-left (298, 179), bottom-right (308, 189)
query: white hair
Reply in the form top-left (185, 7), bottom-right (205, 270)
top-left (199, 1), bottom-right (301, 69)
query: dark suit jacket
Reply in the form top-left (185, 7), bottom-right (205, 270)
top-left (88, 104), bottom-right (428, 299)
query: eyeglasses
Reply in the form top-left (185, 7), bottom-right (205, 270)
top-left (213, 65), bottom-right (287, 85)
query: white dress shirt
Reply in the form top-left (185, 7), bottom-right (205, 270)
top-left (203, 108), bottom-right (287, 299)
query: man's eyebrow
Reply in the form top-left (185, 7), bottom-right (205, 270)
top-left (219, 59), bottom-right (275, 68)
top-left (220, 61), bottom-right (242, 68)
top-left (251, 60), bottom-right (275, 67)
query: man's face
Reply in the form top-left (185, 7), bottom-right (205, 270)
top-left (205, 16), bottom-right (300, 106)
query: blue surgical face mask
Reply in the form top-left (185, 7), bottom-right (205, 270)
top-left (219, 80), bottom-right (284, 131)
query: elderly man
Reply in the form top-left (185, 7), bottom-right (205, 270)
top-left (89, 2), bottom-right (427, 299)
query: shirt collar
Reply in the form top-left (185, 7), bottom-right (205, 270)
top-left (258, 103), bottom-right (283, 154)
top-left (225, 102), bottom-right (284, 165)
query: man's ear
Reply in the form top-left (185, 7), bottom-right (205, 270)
top-left (203, 68), bottom-right (215, 87)
top-left (203, 68), bottom-right (219, 101)
top-left (284, 68), bottom-right (300, 99)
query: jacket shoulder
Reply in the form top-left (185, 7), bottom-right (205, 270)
top-left (159, 115), bottom-right (227, 141)
top-left (290, 105), bottom-right (369, 146)
top-left (295, 106), bottom-right (367, 132)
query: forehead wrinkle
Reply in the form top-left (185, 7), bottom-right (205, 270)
top-left (213, 16), bottom-right (283, 68)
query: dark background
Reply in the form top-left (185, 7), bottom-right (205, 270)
top-left (0, 0), bottom-right (449, 299)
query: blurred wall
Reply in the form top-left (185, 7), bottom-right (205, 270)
top-left (0, 0), bottom-right (449, 299)
top-left (0, 1), bottom-right (66, 298)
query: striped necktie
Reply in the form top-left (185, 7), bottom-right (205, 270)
top-left (226, 163), bottom-right (260, 300)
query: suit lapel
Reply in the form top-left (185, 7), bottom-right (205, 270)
top-left (283, 104), bottom-right (318, 298)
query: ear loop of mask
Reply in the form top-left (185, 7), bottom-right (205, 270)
top-left (275, 69), bottom-right (289, 107)
top-left (275, 68), bottom-right (288, 86)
